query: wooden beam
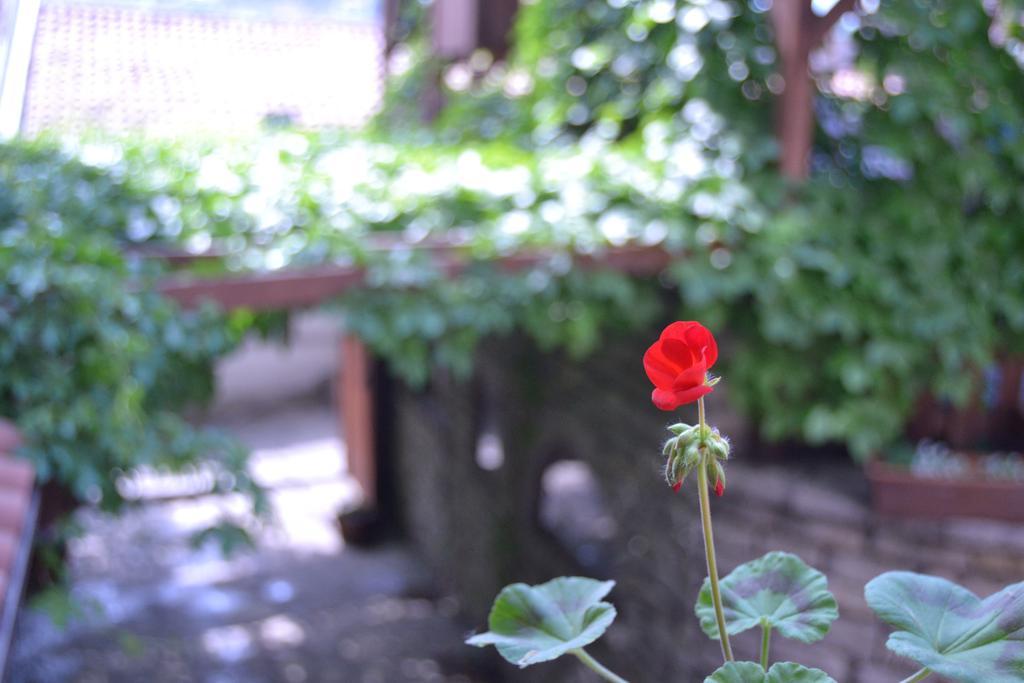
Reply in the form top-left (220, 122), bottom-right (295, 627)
top-left (159, 265), bottom-right (366, 311)
top-left (476, 0), bottom-right (519, 61)
top-left (431, 0), bottom-right (478, 60)
top-left (156, 242), bottom-right (681, 538)
top-left (160, 244), bottom-right (676, 311)
top-left (339, 335), bottom-right (376, 507)
top-left (771, 0), bottom-right (859, 180)
top-left (807, 0), bottom-right (857, 50)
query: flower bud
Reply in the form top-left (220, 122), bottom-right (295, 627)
top-left (683, 440), bottom-right (701, 470)
top-left (706, 430), bottom-right (730, 461)
top-left (712, 460), bottom-right (726, 497)
top-left (667, 422), bottom-right (690, 436)
top-left (662, 422), bottom-right (729, 494)
top-left (665, 452), bottom-right (688, 492)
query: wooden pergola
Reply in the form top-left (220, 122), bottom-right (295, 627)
top-left (771, 0), bottom-right (858, 180)
top-left (406, 0), bottom-right (858, 179)
top-left (160, 242), bottom-right (675, 518)
top-left (156, 0), bottom-right (859, 519)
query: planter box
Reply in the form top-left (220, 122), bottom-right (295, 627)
top-left (867, 459), bottom-right (1024, 522)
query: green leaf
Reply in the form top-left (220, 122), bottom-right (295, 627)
top-left (465, 576), bottom-right (617, 668)
top-left (696, 552), bottom-right (838, 643)
top-left (705, 661), bottom-right (836, 683)
top-left (865, 571), bottom-right (1024, 682)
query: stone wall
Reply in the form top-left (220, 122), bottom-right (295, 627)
top-left (384, 331), bottom-right (1024, 682)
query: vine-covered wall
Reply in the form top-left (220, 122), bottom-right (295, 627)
top-left (387, 331), bottom-right (1024, 682)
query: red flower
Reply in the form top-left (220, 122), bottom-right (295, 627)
top-left (643, 321), bottom-right (718, 411)
top-left (715, 480), bottom-right (725, 497)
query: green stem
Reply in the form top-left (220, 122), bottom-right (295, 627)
top-left (898, 668), bottom-right (931, 683)
top-left (696, 397), bottom-right (734, 663)
top-left (759, 619), bottom-right (771, 670)
top-left (698, 395), bottom-right (707, 439)
top-left (572, 648), bottom-right (629, 683)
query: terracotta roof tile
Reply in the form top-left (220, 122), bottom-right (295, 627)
top-left (23, 1), bottom-right (384, 134)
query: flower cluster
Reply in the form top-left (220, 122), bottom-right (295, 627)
top-left (662, 423), bottom-right (730, 496)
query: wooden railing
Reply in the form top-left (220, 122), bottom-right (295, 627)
top-left (158, 242), bottom-right (673, 311)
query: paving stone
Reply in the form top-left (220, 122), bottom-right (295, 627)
top-left (854, 658), bottom-right (922, 683)
top-left (789, 482), bottom-right (868, 526)
top-left (944, 517), bottom-right (1024, 553)
top-left (828, 574), bottom-right (876, 623)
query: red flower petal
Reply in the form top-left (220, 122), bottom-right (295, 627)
top-left (644, 321), bottom-right (719, 410)
top-left (660, 337), bottom-right (698, 367)
top-left (714, 480), bottom-right (725, 497)
top-left (651, 387), bottom-right (682, 411)
top-left (659, 321), bottom-right (702, 342)
top-left (671, 383), bottom-right (713, 406)
top-left (672, 362), bottom-right (707, 392)
top-left (683, 323), bottom-right (718, 369)
top-left (643, 343), bottom-right (681, 389)
top-left (651, 384), bottom-right (713, 411)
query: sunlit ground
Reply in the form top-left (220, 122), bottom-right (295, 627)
top-left (9, 315), bottom-right (492, 683)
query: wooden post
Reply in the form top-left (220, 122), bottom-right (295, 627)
top-left (771, 0), bottom-right (857, 180)
top-left (338, 335), bottom-right (377, 507)
top-left (421, 0), bottom-right (520, 120)
top-left (432, 0), bottom-right (478, 60)
top-left (383, 0), bottom-right (401, 59)
top-left (477, 0), bottom-right (519, 61)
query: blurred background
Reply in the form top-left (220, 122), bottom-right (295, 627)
top-left (0, 0), bottom-right (1022, 681)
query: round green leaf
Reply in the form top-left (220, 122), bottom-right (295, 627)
top-left (865, 571), bottom-right (1024, 683)
top-left (704, 661), bottom-right (836, 683)
top-left (465, 576), bottom-right (617, 668)
top-left (696, 552), bottom-right (838, 643)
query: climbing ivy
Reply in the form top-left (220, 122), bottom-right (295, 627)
top-left (0, 143), bottom-right (269, 546)
top-left (366, 0), bottom-right (1024, 457)
top-left (7, 0), bottom-right (1024, 471)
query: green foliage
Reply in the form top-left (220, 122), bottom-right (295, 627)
top-left (465, 577), bottom-right (617, 668)
top-left (866, 571), bottom-right (1024, 682)
top-left (696, 552), bottom-right (839, 643)
top-left (29, 586), bottom-right (86, 629)
top-left (17, 0), bottom-right (1024, 466)
top-left (0, 143), bottom-right (266, 540)
top-left (510, 0), bottom-right (778, 152)
top-left (705, 661), bottom-right (836, 683)
top-left (12, 119), bottom-right (1021, 458)
top-left (383, 0), bottom-right (780, 156)
top-left (11, 97), bottom-right (1024, 462)
top-left (369, 0), bottom-right (1024, 458)
top-left (341, 265), bottom-right (661, 387)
